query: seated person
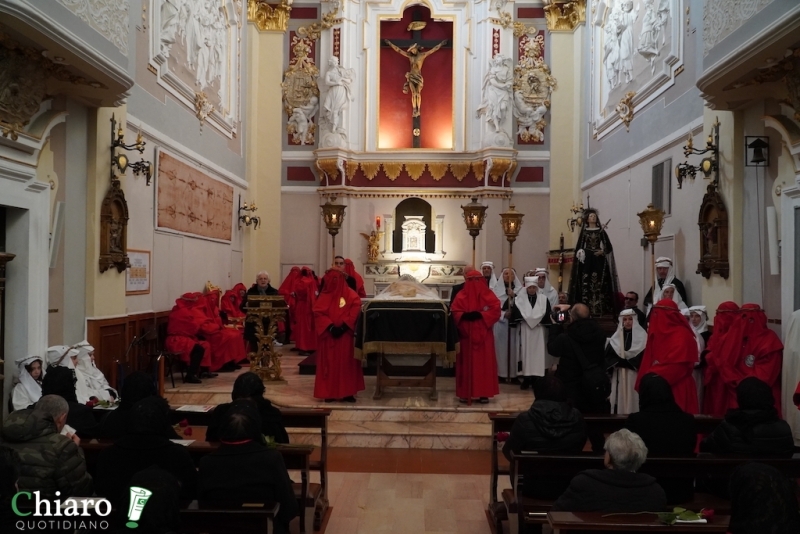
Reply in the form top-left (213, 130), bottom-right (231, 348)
top-left (700, 376), bottom-right (794, 456)
top-left (206, 372), bottom-right (289, 444)
top-left (553, 429), bottom-right (666, 513)
top-left (728, 462), bottom-right (800, 534)
top-left (626, 373), bottom-right (696, 503)
top-left (502, 375), bottom-right (586, 500)
top-left (100, 372), bottom-right (180, 440)
top-left (40, 366), bottom-right (102, 438)
top-left (11, 355), bottom-right (45, 411)
top-left (1, 395), bottom-right (93, 498)
top-left (45, 344), bottom-right (78, 371)
top-left (198, 400), bottom-right (298, 534)
top-left (0, 447), bottom-right (21, 531)
top-left (95, 396), bottom-right (197, 511)
top-left (72, 340), bottom-right (118, 403)
top-left (124, 466), bottom-right (183, 534)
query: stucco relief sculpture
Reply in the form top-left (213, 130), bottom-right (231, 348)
top-left (282, 38), bottom-right (320, 145)
top-left (513, 34), bottom-right (557, 142)
top-left (477, 54), bottom-right (514, 144)
top-left (58, 0), bottom-right (129, 55)
top-left (320, 57), bottom-right (354, 147)
top-left (637, 0), bottom-right (670, 73)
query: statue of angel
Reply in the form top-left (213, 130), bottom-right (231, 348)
top-left (476, 55), bottom-right (513, 133)
top-left (287, 96), bottom-right (319, 145)
top-left (359, 230), bottom-right (383, 264)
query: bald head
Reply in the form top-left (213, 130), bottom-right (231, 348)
top-left (571, 303), bottom-right (590, 321)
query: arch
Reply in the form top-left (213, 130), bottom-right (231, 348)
top-left (393, 197), bottom-right (435, 253)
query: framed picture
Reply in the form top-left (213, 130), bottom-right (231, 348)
top-left (126, 250), bottom-right (151, 295)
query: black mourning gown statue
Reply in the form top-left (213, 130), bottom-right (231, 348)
top-left (567, 209), bottom-right (621, 318)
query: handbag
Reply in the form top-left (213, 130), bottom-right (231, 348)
top-left (568, 337), bottom-right (611, 405)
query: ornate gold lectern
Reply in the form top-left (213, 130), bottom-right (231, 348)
top-left (244, 295), bottom-right (288, 382)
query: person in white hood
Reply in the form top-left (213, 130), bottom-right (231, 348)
top-left (11, 355), bottom-right (46, 411)
top-left (72, 340), bottom-right (118, 403)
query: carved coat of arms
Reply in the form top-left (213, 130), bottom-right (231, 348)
top-left (512, 34), bottom-right (557, 142)
top-left (281, 38), bottom-right (320, 145)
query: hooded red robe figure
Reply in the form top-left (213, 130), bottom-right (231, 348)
top-left (635, 299), bottom-right (699, 414)
top-left (312, 270), bottom-right (364, 400)
top-left (451, 270), bottom-right (501, 401)
top-left (221, 283), bottom-right (247, 321)
top-left (292, 267), bottom-right (318, 352)
top-left (344, 259), bottom-right (367, 298)
top-left (166, 293), bottom-right (213, 368)
top-left (186, 292), bottom-right (244, 371)
top-left (716, 303), bottom-right (783, 416)
top-left (702, 301), bottom-right (740, 416)
top-left (278, 267), bottom-right (301, 341)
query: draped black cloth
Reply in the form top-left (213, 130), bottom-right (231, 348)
top-left (567, 213), bottom-right (621, 318)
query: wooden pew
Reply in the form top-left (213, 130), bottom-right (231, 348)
top-left (81, 429), bottom-right (320, 534)
top-left (508, 452), bottom-right (800, 534)
top-left (180, 501), bottom-right (280, 534)
top-left (486, 412), bottom-right (723, 533)
top-left (547, 511), bottom-right (730, 533)
top-left (171, 406), bottom-right (332, 530)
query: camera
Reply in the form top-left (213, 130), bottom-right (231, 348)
top-left (553, 310), bottom-right (569, 324)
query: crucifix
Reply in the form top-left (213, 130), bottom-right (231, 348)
top-left (548, 233), bottom-right (575, 292)
top-left (382, 12), bottom-right (450, 148)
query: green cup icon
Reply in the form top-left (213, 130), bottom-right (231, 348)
top-left (126, 486), bottom-right (153, 529)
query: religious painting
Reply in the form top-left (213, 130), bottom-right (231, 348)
top-left (379, 5), bottom-right (453, 149)
top-left (148, 0), bottom-right (242, 138)
top-left (155, 148), bottom-right (234, 242)
top-left (590, 0), bottom-right (683, 138)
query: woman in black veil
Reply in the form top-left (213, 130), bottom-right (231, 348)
top-left (567, 208), bottom-right (621, 318)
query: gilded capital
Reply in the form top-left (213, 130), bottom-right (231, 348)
top-left (248, 0), bottom-right (292, 33)
top-left (544, 0), bottom-right (587, 32)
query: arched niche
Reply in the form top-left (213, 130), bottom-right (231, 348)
top-left (99, 180), bottom-right (130, 273)
top-left (393, 197), bottom-right (435, 253)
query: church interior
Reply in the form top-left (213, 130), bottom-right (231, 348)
top-left (2, 0), bottom-right (800, 533)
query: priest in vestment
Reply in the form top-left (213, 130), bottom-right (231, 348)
top-left (635, 299), bottom-right (699, 414)
top-left (451, 270), bottom-right (501, 403)
top-left (312, 270), bottom-right (364, 402)
top-left (494, 268), bottom-right (522, 381)
top-left (703, 301), bottom-right (739, 416)
top-left (512, 276), bottom-right (553, 390)
top-left (716, 303), bottom-right (783, 416)
top-left (292, 267), bottom-right (319, 355)
top-left (605, 309), bottom-right (646, 414)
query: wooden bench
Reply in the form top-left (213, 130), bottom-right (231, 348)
top-left (547, 511), bottom-right (730, 533)
top-left (487, 412), bottom-right (723, 533)
top-left (507, 452), bottom-right (800, 534)
top-left (81, 428), bottom-right (320, 534)
top-left (180, 501), bottom-right (280, 534)
top-left (171, 406), bottom-right (332, 530)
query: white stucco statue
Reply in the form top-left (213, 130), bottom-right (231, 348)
top-left (322, 57), bottom-right (354, 135)
top-left (477, 55), bottom-right (513, 133)
top-left (637, 0), bottom-right (659, 73)
top-left (513, 91), bottom-right (548, 141)
top-left (603, 14), bottom-right (620, 89)
top-left (616, 0), bottom-right (639, 85)
top-left (288, 96), bottom-right (319, 145)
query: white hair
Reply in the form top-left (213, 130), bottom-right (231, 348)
top-left (604, 429), bottom-right (648, 472)
top-left (34, 394), bottom-right (69, 420)
top-left (256, 271), bottom-right (269, 280)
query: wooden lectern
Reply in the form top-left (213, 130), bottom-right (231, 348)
top-left (243, 295), bottom-right (288, 383)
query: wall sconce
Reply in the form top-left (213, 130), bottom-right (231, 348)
top-left (110, 114), bottom-right (152, 185)
top-left (238, 196), bottom-right (260, 229)
top-left (567, 201), bottom-right (584, 232)
top-left (745, 136), bottom-right (769, 167)
top-left (461, 197), bottom-right (488, 267)
top-left (675, 117), bottom-right (719, 189)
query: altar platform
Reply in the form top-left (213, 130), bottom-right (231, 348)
top-left (163, 345), bottom-right (533, 450)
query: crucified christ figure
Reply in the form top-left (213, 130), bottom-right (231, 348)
top-left (384, 39), bottom-right (447, 117)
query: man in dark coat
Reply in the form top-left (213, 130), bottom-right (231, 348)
top-left (206, 372), bottom-right (289, 443)
top-left (503, 376), bottom-right (586, 500)
top-left (199, 400), bottom-right (298, 534)
top-left (94, 396), bottom-right (197, 511)
top-left (242, 271), bottom-right (281, 351)
top-left (553, 429), bottom-right (666, 513)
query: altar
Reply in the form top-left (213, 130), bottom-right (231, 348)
top-left (364, 261), bottom-right (465, 300)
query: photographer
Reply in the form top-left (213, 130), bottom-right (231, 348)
top-left (547, 303), bottom-right (610, 450)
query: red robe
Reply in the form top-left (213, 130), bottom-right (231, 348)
top-left (716, 303), bottom-right (783, 416)
top-left (794, 381), bottom-right (800, 409)
top-left (313, 270), bottom-right (364, 399)
top-left (220, 283), bottom-right (247, 320)
top-left (635, 299), bottom-right (699, 414)
top-left (702, 301), bottom-right (739, 416)
top-left (293, 268), bottom-right (318, 352)
top-left (165, 294), bottom-right (213, 367)
top-left (344, 259), bottom-right (367, 298)
top-left (279, 267), bottom-right (301, 341)
top-left (451, 271), bottom-right (501, 399)
top-left (191, 292), bottom-right (245, 371)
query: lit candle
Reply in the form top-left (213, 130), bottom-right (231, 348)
top-left (376, 216), bottom-right (381, 229)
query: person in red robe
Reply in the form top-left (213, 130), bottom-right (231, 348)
top-left (278, 267), bottom-right (301, 342)
top-left (292, 267), bottom-right (318, 355)
top-left (635, 299), bottom-right (699, 414)
top-left (187, 292), bottom-right (244, 372)
top-left (312, 269), bottom-right (364, 402)
top-left (220, 283), bottom-right (247, 322)
top-left (165, 293), bottom-right (214, 383)
top-left (451, 269), bottom-right (501, 403)
top-left (703, 301), bottom-right (740, 416)
top-left (716, 303), bottom-right (783, 416)
top-left (344, 259), bottom-right (367, 298)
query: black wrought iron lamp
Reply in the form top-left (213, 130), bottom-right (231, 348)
top-left (461, 197), bottom-right (487, 267)
top-left (675, 117), bottom-right (719, 189)
top-left (110, 114), bottom-right (152, 185)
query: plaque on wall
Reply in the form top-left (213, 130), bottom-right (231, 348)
top-left (126, 249), bottom-right (151, 295)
